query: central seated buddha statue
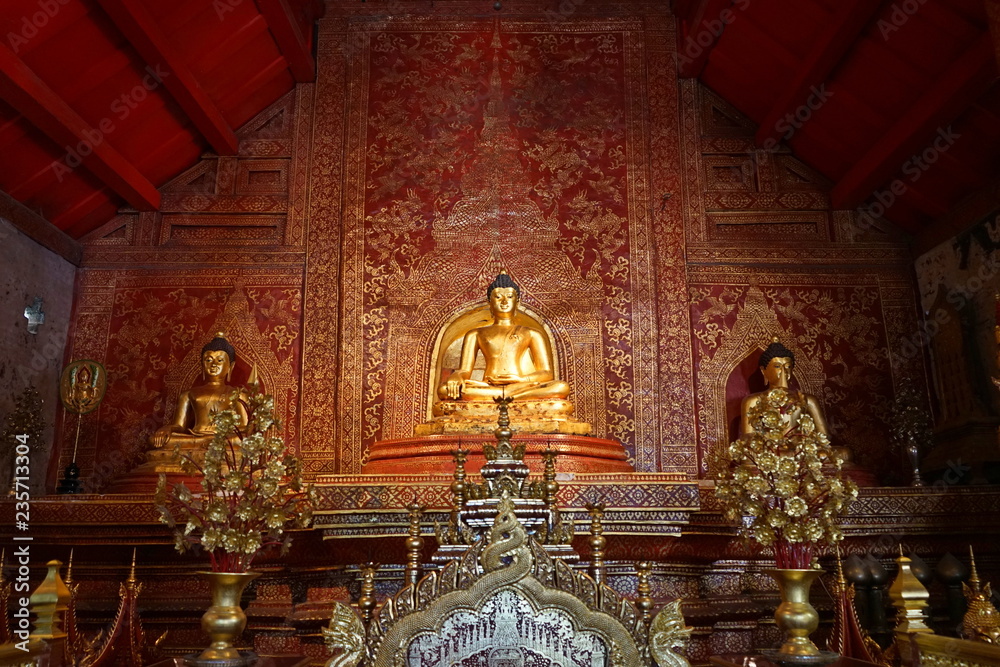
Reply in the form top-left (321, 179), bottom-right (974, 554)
top-left (415, 272), bottom-right (591, 436)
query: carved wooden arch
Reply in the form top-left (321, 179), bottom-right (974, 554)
top-left (700, 285), bottom-right (824, 475)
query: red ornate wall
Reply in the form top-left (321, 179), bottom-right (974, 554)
top-left (680, 83), bottom-right (924, 480)
top-left (56, 2), bottom-right (924, 487)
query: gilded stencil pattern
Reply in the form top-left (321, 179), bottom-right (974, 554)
top-left (647, 15), bottom-right (697, 472)
top-left (689, 278), bottom-right (894, 478)
top-left (335, 17), bottom-right (665, 472)
top-left (301, 17), bottom-right (349, 473)
top-left (62, 276), bottom-right (302, 487)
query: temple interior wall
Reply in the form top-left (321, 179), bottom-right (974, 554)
top-left (915, 209), bottom-right (1000, 482)
top-left (2, 4), bottom-right (998, 665)
top-left (38, 4), bottom-right (942, 488)
top-left (0, 216), bottom-right (74, 493)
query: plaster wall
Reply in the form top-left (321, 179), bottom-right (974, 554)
top-left (0, 216), bottom-right (75, 492)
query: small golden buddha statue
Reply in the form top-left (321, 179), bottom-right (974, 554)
top-left (740, 339), bottom-right (829, 438)
top-left (416, 272), bottom-right (589, 436)
top-left (148, 333), bottom-right (248, 453)
top-left (740, 338), bottom-right (853, 463)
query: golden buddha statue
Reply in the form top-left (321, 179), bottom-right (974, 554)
top-left (148, 333), bottom-right (248, 453)
top-left (439, 272), bottom-right (570, 402)
top-left (740, 339), bottom-right (829, 439)
top-left (740, 338), bottom-right (855, 464)
top-left (416, 272), bottom-right (590, 436)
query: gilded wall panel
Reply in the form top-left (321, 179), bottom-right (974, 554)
top-left (325, 14), bottom-right (674, 473)
top-left (301, 17), bottom-right (349, 474)
top-left (688, 269), bottom-right (899, 480)
top-left (59, 271), bottom-right (303, 491)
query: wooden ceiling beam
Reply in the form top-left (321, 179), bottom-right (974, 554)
top-left (987, 0), bottom-right (1000, 71)
top-left (755, 0), bottom-right (881, 147)
top-left (831, 33), bottom-right (996, 210)
top-left (676, 0), bottom-right (735, 79)
top-left (254, 0), bottom-right (316, 82)
top-left (915, 174), bottom-right (1000, 254)
top-left (0, 43), bottom-right (160, 212)
top-left (0, 189), bottom-right (82, 265)
top-left (96, 0), bottom-right (239, 156)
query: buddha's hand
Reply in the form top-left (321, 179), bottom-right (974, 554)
top-left (444, 376), bottom-right (466, 399)
top-left (491, 374), bottom-right (525, 383)
top-left (150, 426), bottom-right (173, 449)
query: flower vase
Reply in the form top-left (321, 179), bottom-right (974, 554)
top-left (194, 571), bottom-right (260, 666)
top-left (764, 569), bottom-right (838, 665)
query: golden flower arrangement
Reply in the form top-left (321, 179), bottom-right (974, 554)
top-left (716, 387), bottom-right (858, 569)
top-left (155, 385), bottom-right (315, 573)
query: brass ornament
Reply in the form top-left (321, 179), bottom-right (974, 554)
top-left (649, 599), bottom-right (693, 667)
top-left (888, 547), bottom-right (932, 635)
top-left (368, 494), bottom-right (646, 667)
top-left (322, 601), bottom-right (366, 667)
top-left (962, 547), bottom-right (1000, 644)
top-left (59, 360), bottom-right (107, 415)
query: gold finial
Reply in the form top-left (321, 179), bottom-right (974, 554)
top-left (899, 544), bottom-right (905, 558)
top-left (248, 362), bottom-right (259, 388)
top-left (968, 546), bottom-right (982, 590)
top-left (835, 545), bottom-right (847, 587)
top-left (30, 560), bottom-right (71, 639)
top-left (405, 496), bottom-right (425, 589)
top-left (636, 561), bottom-right (654, 623)
top-left (65, 549), bottom-right (74, 585)
top-left (214, 331), bottom-right (227, 339)
top-left (0, 549), bottom-right (5, 584)
top-left (772, 335), bottom-right (780, 343)
top-left (587, 504), bottom-right (607, 585)
top-left (128, 548), bottom-right (137, 586)
top-left (888, 549), bottom-right (932, 634)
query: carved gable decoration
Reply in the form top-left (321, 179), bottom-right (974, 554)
top-left (366, 496), bottom-right (647, 667)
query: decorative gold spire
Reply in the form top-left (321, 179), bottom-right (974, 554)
top-left (962, 546), bottom-right (1000, 643)
top-left (127, 548), bottom-right (138, 588)
top-left (828, 546), bottom-right (889, 665)
top-left (888, 549), bottom-right (932, 634)
top-left (29, 560), bottom-right (71, 640)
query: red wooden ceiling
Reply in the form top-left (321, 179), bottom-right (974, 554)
top-left (0, 0), bottom-right (323, 239)
top-left (675, 0), bottom-right (1000, 245)
top-left (1, 1), bottom-right (996, 246)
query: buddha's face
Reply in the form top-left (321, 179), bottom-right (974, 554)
top-left (202, 350), bottom-right (232, 381)
top-left (489, 287), bottom-right (518, 317)
top-left (761, 356), bottom-right (793, 388)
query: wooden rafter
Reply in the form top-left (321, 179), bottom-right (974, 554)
top-left (0, 43), bottom-right (160, 212)
top-left (916, 175), bottom-right (1000, 253)
top-left (676, 0), bottom-right (734, 79)
top-left (987, 0), bottom-right (1000, 71)
top-left (95, 0), bottom-right (239, 156)
top-left (831, 33), bottom-right (996, 210)
top-left (0, 189), bottom-right (82, 265)
top-left (755, 0), bottom-right (881, 147)
top-left (254, 0), bottom-right (316, 82)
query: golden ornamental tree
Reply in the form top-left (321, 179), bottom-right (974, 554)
top-left (155, 385), bottom-right (315, 572)
top-left (716, 387), bottom-right (858, 569)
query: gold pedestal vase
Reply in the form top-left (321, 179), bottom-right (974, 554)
top-left (762, 569), bottom-right (839, 665)
top-left (190, 571), bottom-right (260, 666)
